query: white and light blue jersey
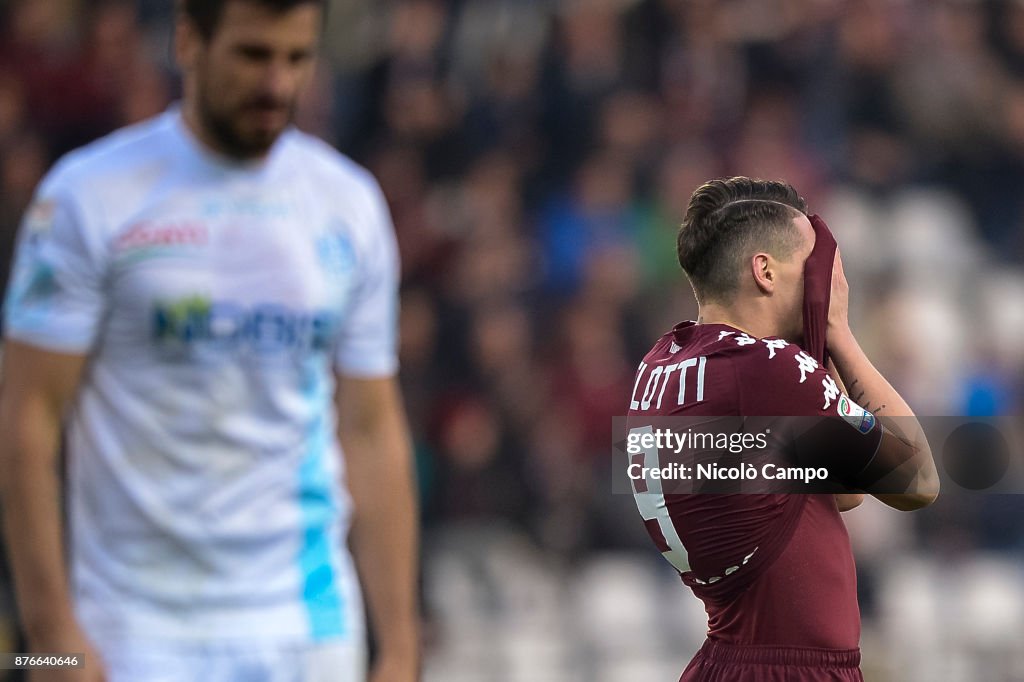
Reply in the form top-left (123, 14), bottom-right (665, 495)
top-left (3, 108), bottom-right (399, 643)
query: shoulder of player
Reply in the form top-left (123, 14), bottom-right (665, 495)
top-left (45, 115), bottom-right (173, 191)
top-left (26, 116), bottom-right (175, 246)
top-left (713, 332), bottom-right (819, 378)
top-left (283, 131), bottom-right (383, 201)
top-left (638, 330), bottom-right (675, 364)
top-left (283, 133), bottom-right (396, 260)
top-left (641, 329), bottom-right (774, 364)
top-left (726, 336), bottom-right (838, 419)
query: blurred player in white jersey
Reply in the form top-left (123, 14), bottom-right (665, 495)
top-left (0, 1), bottom-right (419, 680)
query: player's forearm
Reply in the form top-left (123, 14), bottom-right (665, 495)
top-left (0, 399), bottom-right (79, 642)
top-left (828, 328), bottom-right (939, 508)
top-left (824, 362), bottom-right (866, 513)
top-left (345, 420), bottom-right (420, 667)
top-left (828, 328), bottom-right (913, 417)
top-left (350, 470), bottom-right (419, 662)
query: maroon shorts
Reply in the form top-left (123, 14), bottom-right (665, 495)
top-left (680, 640), bottom-right (863, 682)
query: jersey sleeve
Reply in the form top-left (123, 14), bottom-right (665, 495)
top-left (3, 171), bottom-right (108, 354)
top-left (736, 339), bottom-right (883, 489)
top-left (333, 178), bottom-right (400, 377)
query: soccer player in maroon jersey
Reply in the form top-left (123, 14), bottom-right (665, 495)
top-left (626, 177), bottom-right (939, 681)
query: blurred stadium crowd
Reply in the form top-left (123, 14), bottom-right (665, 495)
top-left (3, 0), bottom-right (1024, 680)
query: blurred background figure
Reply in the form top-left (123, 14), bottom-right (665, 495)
top-left (2, 0), bottom-right (1024, 681)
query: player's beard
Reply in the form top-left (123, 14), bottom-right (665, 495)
top-left (197, 84), bottom-right (295, 160)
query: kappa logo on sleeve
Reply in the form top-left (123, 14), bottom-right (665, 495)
top-left (838, 394), bottom-right (877, 434)
top-left (762, 338), bottom-right (788, 359)
top-left (794, 351), bottom-right (819, 383)
top-left (822, 375), bottom-right (840, 410)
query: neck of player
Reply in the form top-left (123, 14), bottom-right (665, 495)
top-left (181, 98), bottom-right (268, 163)
top-left (697, 302), bottom-right (784, 341)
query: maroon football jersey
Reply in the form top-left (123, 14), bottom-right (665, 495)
top-left (626, 321), bottom-right (883, 649)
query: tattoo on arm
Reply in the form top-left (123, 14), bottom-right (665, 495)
top-left (848, 379), bottom-right (865, 402)
top-left (846, 380), bottom-right (885, 414)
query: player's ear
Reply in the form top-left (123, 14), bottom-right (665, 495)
top-left (750, 252), bottom-right (774, 294)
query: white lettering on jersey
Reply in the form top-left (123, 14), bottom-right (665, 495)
top-left (677, 356), bottom-right (707, 406)
top-left (640, 365), bottom-right (664, 410)
top-left (762, 338), bottom-right (788, 359)
top-left (628, 424), bottom-right (691, 573)
top-left (718, 331), bottom-right (735, 341)
top-left (822, 374), bottom-right (840, 410)
top-left (630, 355), bottom-right (708, 412)
top-left (656, 363), bottom-right (680, 409)
top-left (734, 333), bottom-right (757, 346)
top-left (697, 355), bottom-right (707, 402)
top-left (629, 361), bottom-right (648, 410)
top-left (795, 351), bottom-right (819, 383)
top-left (677, 358), bottom-right (697, 406)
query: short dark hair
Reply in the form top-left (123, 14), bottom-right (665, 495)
top-left (677, 177), bottom-right (807, 304)
top-left (181, 0), bottom-right (326, 40)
